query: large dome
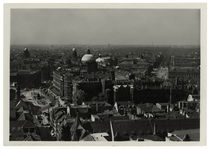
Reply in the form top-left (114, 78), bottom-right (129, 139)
top-left (81, 54), bottom-right (94, 63)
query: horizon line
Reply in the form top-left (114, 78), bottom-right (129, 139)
top-left (10, 43), bottom-right (200, 47)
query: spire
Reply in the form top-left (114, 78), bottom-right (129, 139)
top-left (87, 49), bottom-right (91, 54)
top-left (72, 48), bottom-right (77, 58)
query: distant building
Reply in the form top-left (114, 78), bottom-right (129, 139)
top-left (72, 79), bottom-right (113, 102)
top-left (113, 84), bottom-right (133, 102)
top-left (132, 79), bottom-right (190, 104)
top-left (87, 118), bottom-right (200, 141)
top-left (178, 96), bottom-right (199, 111)
top-left (23, 48), bottom-right (30, 58)
top-left (152, 67), bottom-right (169, 80)
top-left (169, 67), bottom-right (200, 84)
top-left (52, 69), bottom-right (73, 101)
top-left (16, 70), bottom-right (41, 89)
top-left (41, 65), bottom-right (51, 82)
top-left (136, 103), bottom-right (164, 118)
top-left (156, 103), bottom-right (169, 112)
top-left (170, 56), bottom-right (200, 68)
top-left (96, 55), bottom-right (111, 68)
top-left (81, 53), bottom-right (98, 73)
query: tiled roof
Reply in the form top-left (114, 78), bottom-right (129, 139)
top-left (17, 113), bottom-right (33, 121)
top-left (88, 118), bottom-right (200, 135)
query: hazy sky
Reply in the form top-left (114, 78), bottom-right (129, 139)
top-left (11, 9), bottom-right (200, 46)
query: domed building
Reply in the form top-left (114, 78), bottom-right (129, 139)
top-left (81, 54), bottom-right (94, 64)
top-left (23, 48), bottom-right (30, 58)
top-left (95, 53), bottom-right (111, 67)
top-left (96, 54), bottom-right (104, 63)
top-left (81, 52), bottom-right (97, 73)
top-left (72, 48), bottom-right (78, 59)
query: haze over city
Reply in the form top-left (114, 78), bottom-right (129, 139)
top-left (11, 9), bottom-right (200, 46)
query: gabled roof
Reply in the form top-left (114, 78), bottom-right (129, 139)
top-left (17, 107), bottom-right (29, 113)
top-left (17, 107), bottom-right (24, 113)
top-left (170, 129), bottom-right (200, 141)
top-left (81, 134), bottom-right (95, 141)
top-left (17, 113), bottom-right (27, 121)
top-left (17, 113), bottom-right (32, 121)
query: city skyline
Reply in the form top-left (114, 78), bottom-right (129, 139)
top-left (11, 9), bottom-right (200, 46)
top-left (6, 3), bottom-right (205, 144)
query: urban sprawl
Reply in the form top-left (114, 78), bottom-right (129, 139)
top-left (10, 45), bottom-right (200, 141)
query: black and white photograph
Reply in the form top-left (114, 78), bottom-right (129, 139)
top-left (3, 3), bottom-right (207, 145)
